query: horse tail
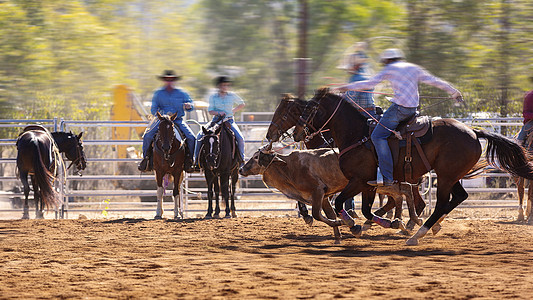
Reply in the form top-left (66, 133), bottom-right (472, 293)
top-left (31, 139), bottom-right (59, 209)
top-left (474, 129), bottom-right (533, 179)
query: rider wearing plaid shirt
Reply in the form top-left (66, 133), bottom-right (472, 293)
top-left (335, 48), bottom-right (464, 190)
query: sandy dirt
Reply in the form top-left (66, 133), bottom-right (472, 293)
top-left (0, 216), bottom-right (532, 299)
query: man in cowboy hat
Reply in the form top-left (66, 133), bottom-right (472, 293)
top-left (138, 70), bottom-right (196, 172)
top-left (333, 48), bottom-right (463, 197)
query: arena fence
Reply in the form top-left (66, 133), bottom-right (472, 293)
top-left (0, 117), bottom-right (527, 219)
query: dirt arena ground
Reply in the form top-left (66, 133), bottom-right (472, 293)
top-left (1, 213), bottom-right (532, 299)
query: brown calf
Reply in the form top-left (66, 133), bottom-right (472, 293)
top-left (239, 147), bottom-right (347, 243)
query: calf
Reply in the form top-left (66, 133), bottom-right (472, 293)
top-left (239, 147), bottom-right (347, 243)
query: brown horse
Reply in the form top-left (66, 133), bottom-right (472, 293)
top-left (266, 94), bottom-right (426, 230)
top-left (153, 112), bottom-right (187, 219)
top-left (293, 88), bottom-right (533, 245)
top-left (16, 126), bottom-right (86, 219)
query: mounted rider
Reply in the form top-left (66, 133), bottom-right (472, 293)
top-left (138, 70), bottom-right (196, 173)
top-left (194, 76), bottom-right (246, 169)
top-left (340, 42), bottom-right (377, 119)
top-left (334, 48), bottom-right (464, 193)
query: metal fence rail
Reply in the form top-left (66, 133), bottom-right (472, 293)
top-left (0, 117), bottom-right (527, 219)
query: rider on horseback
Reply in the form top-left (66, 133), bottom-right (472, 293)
top-left (516, 83), bottom-right (533, 147)
top-left (334, 48), bottom-right (464, 193)
top-left (138, 70), bottom-right (196, 173)
top-left (194, 76), bottom-right (246, 169)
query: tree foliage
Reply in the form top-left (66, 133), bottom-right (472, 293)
top-left (0, 0), bottom-right (532, 122)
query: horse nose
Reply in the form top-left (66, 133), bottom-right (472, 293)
top-left (238, 166), bottom-right (246, 176)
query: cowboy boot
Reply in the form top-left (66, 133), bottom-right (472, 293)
top-left (138, 155), bottom-right (150, 172)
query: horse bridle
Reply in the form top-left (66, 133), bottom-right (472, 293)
top-left (201, 126), bottom-right (222, 169)
top-left (269, 100), bottom-right (301, 142)
top-left (297, 92), bottom-right (340, 143)
top-left (66, 141), bottom-right (86, 172)
top-left (155, 120), bottom-right (176, 162)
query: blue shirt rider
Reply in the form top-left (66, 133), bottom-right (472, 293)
top-left (194, 76), bottom-right (246, 167)
top-left (138, 70), bottom-right (197, 172)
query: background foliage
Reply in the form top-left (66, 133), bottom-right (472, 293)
top-left (0, 0), bottom-right (532, 121)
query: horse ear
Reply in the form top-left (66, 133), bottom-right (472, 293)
top-left (170, 112), bottom-right (178, 121)
top-left (156, 111), bottom-right (164, 120)
top-left (315, 87), bottom-right (330, 97)
top-left (214, 125), bottom-right (222, 135)
top-left (202, 126), bottom-right (208, 135)
top-left (77, 132), bottom-right (83, 140)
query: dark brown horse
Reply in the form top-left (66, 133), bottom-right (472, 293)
top-left (293, 88), bottom-right (533, 245)
top-left (16, 126), bottom-right (86, 219)
top-left (266, 94), bottom-right (426, 229)
top-left (198, 116), bottom-right (239, 218)
top-left (153, 112), bottom-right (187, 219)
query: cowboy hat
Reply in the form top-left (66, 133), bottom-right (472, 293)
top-left (157, 70), bottom-right (182, 81)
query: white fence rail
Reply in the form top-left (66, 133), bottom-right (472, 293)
top-left (0, 117), bottom-right (526, 219)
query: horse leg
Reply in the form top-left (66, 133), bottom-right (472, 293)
top-left (213, 176), bottom-right (221, 218)
top-left (406, 180), bottom-right (454, 246)
top-left (205, 171), bottom-right (215, 219)
top-left (173, 172), bottom-right (183, 219)
top-left (413, 185), bottom-right (426, 216)
top-left (368, 196), bottom-right (396, 231)
top-left (360, 189), bottom-right (406, 233)
top-left (229, 168), bottom-right (238, 218)
top-left (298, 201), bottom-right (313, 226)
top-left (155, 173), bottom-right (164, 219)
top-left (401, 183), bottom-right (422, 232)
top-left (516, 176), bottom-right (525, 222)
top-left (430, 181), bottom-right (469, 235)
top-left (322, 197), bottom-right (341, 244)
top-left (20, 171), bottom-right (30, 219)
top-left (32, 175), bottom-right (44, 219)
top-left (527, 179), bottom-right (533, 224)
top-left (220, 173), bottom-right (231, 218)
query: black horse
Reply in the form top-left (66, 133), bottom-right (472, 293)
top-left (16, 126), bottom-right (86, 219)
top-left (293, 88), bottom-right (533, 245)
top-left (198, 116), bottom-right (240, 218)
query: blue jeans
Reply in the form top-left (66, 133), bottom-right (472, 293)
top-left (517, 120), bottom-right (533, 145)
top-left (142, 118), bottom-right (196, 157)
top-left (370, 103), bottom-right (417, 183)
top-left (194, 118), bottom-right (245, 163)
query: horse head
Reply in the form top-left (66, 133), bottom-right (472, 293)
top-left (293, 87), bottom-right (369, 143)
top-left (292, 88), bottom-right (330, 142)
top-left (266, 93), bottom-right (306, 143)
top-left (156, 112), bottom-right (179, 160)
top-left (200, 125), bottom-right (222, 171)
top-left (53, 131), bottom-right (87, 172)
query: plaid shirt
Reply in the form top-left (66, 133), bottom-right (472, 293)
top-left (344, 61), bottom-right (459, 108)
top-left (346, 72), bottom-right (374, 110)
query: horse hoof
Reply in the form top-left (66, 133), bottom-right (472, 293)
top-left (21, 214), bottom-right (29, 220)
top-left (350, 225), bottom-right (362, 237)
top-left (204, 214), bottom-right (212, 219)
top-left (406, 238), bottom-right (419, 246)
top-left (334, 239), bottom-right (341, 245)
top-left (303, 215), bottom-right (314, 226)
top-left (224, 213), bottom-right (231, 219)
top-left (213, 214), bottom-right (220, 219)
top-left (406, 220), bottom-right (417, 231)
top-left (431, 223), bottom-right (442, 235)
top-left (362, 221), bottom-right (373, 231)
top-left (154, 215), bottom-right (163, 220)
top-left (231, 211), bottom-right (237, 218)
top-left (527, 217), bottom-right (533, 225)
